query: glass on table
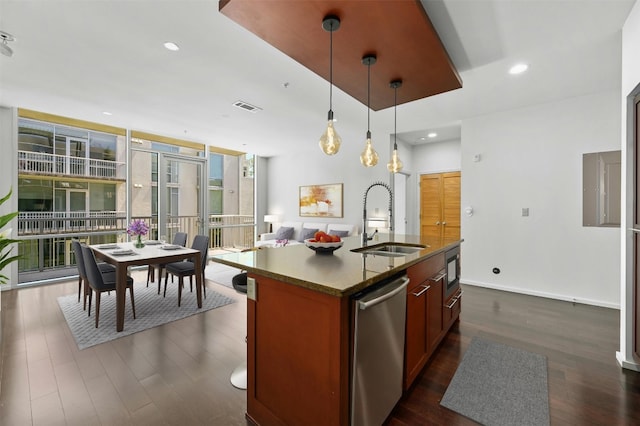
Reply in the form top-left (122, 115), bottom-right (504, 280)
top-left (160, 235), bottom-right (167, 245)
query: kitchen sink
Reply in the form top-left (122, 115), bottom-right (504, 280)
top-left (351, 243), bottom-right (427, 257)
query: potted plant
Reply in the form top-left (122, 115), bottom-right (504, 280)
top-left (0, 188), bottom-right (20, 285)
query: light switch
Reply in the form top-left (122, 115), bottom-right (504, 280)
top-left (247, 277), bottom-right (257, 301)
top-left (522, 208), bottom-right (529, 217)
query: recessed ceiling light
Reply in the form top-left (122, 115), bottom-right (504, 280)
top-left (427, 132), bottom-right (437, 138)
top-left (164, 41), bottom-right (180, 51)
top-left (509, 63), bottom-right (528, 75)
top-left (102, 111), bottom-right (112, 116)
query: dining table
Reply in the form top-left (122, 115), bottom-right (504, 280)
top-left (91, 241), bottom-right (203, 332)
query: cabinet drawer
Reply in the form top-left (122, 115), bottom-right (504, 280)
top-left (444, 289), bottom-right (462, 325)
top-left (407, 254), bottom-right (444, 287)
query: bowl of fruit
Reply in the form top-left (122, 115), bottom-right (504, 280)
top-left (304, 231), bottom-right (343, 254)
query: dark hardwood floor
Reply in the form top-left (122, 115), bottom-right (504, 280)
top-left (388, 285), bottom-right (640, 426)
top-left (2, 278), bottom-right (640, 425)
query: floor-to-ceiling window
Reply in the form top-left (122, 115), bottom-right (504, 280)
top-left (8, 109), bottom-right (257, 288)
top-left (207, 150), bottom-right (255, 251)
top-left (14, 111), bottom-right (127, 286)
top-left (130, 132), bottom-right (206, 245)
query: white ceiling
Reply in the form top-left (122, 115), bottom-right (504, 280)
top-left (0, 0), bottom-right (636, 157)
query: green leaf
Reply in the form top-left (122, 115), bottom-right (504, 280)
top-left (0, 211), bottom-right (18, 230)
top-left (0, 254), bottom-right (21, 271)
top-left (0, 188), bottom-right (12, 206)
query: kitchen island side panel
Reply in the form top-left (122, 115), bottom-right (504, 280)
top-left (246, 273), bottom-right (350, 426)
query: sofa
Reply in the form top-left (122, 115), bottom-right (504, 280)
top-left (256, 221), bottom-right (358, 247)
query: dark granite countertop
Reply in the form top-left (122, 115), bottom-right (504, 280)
top-left (210, 234), bottom-right (461, 297)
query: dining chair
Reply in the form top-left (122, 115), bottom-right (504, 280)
top-left (146, 232), bottom-right (188, 294)
top-left (71, 239), bottom-right (116, 310)
top-left (81, 244), bottom-right (136, 328)
top-left (163, 234), bottom-right (209, 306)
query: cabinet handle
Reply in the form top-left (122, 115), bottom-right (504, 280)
top-left (445, 296), bottom-right (460, 309)
top-left (411, 285), bottom-right (430, 297)
top-left (445, 290), bottom-right (464, 308)
top-left (430, 272), bottom-right (446, 282)
top-left (435, 221), bottom-right (441, 225)
top-left (442, 222), bottom-right (447, 225)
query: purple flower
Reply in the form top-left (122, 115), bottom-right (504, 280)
top-left (127, 219), bottom-right (149, 236)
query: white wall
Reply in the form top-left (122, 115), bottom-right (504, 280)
top-left (264, 89), bottom-right (621, 309)
top-left (0, 107), bottom-right (18, 289)
top-left (618, 0), bottom-right (640, 370)
top-left (265, 122), bottom-right (396, 233)
top-left (461, 90), bottom-right (621, 308)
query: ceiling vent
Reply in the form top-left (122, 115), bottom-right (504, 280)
top-left (233, 100), bottom-right (262, 113)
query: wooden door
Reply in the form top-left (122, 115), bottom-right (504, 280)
top-left (442, 172), bottom-right (461, 240)
top-left (420, 174), bottom-right (443, 240)
top-left (420, 171), bottom-right (461, 241)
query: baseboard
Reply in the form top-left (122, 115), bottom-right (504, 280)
top-left (461, 279), bottom-right (620, 310)
top-left (616, 351), bottom-right (640, 371)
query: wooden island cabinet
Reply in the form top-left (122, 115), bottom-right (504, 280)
top-left (405, 253), bottom-right (447, 390)
top-left (212, 235), bottom-right (462, 425)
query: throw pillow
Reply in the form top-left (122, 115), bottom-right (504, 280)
top-left (328, 230), bottom-right (349, 237)
top-left (300, 228), bottom-right (319, 242)
top-left (275, 226), bottom-right (294, 240)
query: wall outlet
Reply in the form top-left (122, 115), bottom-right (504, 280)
top-left (247, 277), bottom-right (257, 301)
top-left (522, 208), bottom-right (529, 217)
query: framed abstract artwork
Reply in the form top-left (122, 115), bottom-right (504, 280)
top-left (299, 183), bottom-right (343, 218)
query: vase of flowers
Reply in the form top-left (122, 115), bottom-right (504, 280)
top-left (0, 188), bottom-right (20, 285)
top-left (127, 219), bottom-right (149, 248)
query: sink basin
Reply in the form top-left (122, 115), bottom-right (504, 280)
top-left (351, 243), bottom-right (427, 257)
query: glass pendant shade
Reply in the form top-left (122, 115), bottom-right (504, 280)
top-left (361, 55), bottom-right (378, 167)
top-left (360, 131), bottom-right (379, 167)
top-left (319, 111), bottom-right (341, 155)
top-left (387, 79), bottom-right (404, 173)
top-left (320, 16), bottom-right (341, 156)
top-left (387, 148), bottom-right (403, 172)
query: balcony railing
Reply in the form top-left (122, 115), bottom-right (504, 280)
top-left (18, 150), bottom-right (125, 179)
top-left (16, 213), bottom-right (256, 283)
top-left (142, 214), bottom-right (255, 250)
top-left (208, 214), bottom-right (255, 250)
top-left (18, 211), bottom-right (127, 236)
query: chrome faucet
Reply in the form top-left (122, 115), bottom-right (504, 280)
top-left (362, 181), bottom-right (393, 245)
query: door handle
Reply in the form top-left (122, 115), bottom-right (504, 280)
top-left (629, 228), bottom-right (640, 233)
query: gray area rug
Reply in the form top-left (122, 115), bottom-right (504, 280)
top-left (205, 262), bottom-right (243, 289)
top-left (440, 337), bottom-right (550, 426)
top-left (58, 283), bottom-right (236, 350)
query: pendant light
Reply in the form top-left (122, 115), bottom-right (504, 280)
top-left (387, 79), bottom-right (403, 173)
top-left (360, 54), bottom-right (379, 167)
top-left (319, 15), bottom-right (342, 156)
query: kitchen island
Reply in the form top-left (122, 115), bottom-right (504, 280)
top-left (211, 233), bottom-right (462, 426)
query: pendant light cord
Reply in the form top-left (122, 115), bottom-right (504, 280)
top-left (393, 84), bottom-right (397, 149)
top-left (329, 21), bottom-right (333, 112)
top-left (367, 62), bottom-right (371, 133)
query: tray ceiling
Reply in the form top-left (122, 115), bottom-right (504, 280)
top-left (219, 0), bottom-right (462, 111)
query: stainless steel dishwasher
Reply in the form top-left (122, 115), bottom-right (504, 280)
top-left (351, 274), bottom-right (409, 426)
